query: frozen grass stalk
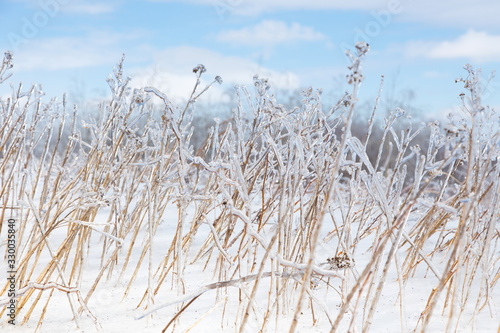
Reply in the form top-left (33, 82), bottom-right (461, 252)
top-left (0, 50), bottom-right (498, 333)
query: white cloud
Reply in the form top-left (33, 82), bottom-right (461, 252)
top-left (12, 32), bottom-right (139, 71)
top-left (223, 0), bottom-right (387, 15)
top-left (216, 20), bottom-right (325, 46)
top-left (62, 3), bottom-right (115, 15)
top-left (14, 39), bottom-right (110, 71)
top-left (397, 0), bottom-right (500, 30)
top-left (148, 0), bottom-right (388, 15)
top-left (406, 30), bottom-right (500, 62)
top-left (7, 0), bottom-right (116, 15)
top-left (130, 46), bottom-right (300, 103)
top-left (149, 0), bottom-right (500, 29)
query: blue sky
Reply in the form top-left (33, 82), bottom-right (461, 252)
top-left (1, 0), bottom-right (500, 118)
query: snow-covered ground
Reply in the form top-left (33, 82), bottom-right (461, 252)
top-left (1, 201), bottom-right (498, 333)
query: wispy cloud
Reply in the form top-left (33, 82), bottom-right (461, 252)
top-left (62, 3), bottom-right (115, 15)
top-left (148, 0), bottom-right (388, 15)
top-left (131, 46), bottom-right (300, 103)
top-left (148, 0), bottom-right (500, 29)
top-left (399, 0), bottom-right (500, 29)
top-left (213, 0), bottom-right (386, 16)
top-left (7, 0), bottom-right (116, 15)
top-left (13, 31), bottom-right (140, 71)
top-left (216, 20), bottom-right (325, 46)
top-left (406, 30), bottom-right (500, 62)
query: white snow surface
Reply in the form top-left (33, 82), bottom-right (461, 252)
top-left (1, 202), bottom-right (498, 333)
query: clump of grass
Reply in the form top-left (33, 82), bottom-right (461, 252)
top-left (0, 47), bottom-right (498, 333)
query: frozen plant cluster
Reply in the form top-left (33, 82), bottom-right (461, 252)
top-left (0, 45), bottom-right (498, 332)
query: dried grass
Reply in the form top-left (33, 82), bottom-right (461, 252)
top-left (0, 47), bottom-right (498, 332)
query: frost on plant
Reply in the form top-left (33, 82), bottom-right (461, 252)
top-left (0, 49), bottom-right (498, 333)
